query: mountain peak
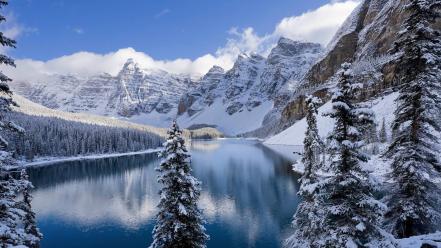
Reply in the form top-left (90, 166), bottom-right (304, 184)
top-left (207, 65), bottom-right (225, 74)
top-left (277, 37), bottom-right (298, 46)
top-left (233, 53), bottom-right (265, 67)
top-left (273, 37), bottom-right (322, 53)
top-left (266, 38), bottom-right (323, 67)
top-left (122, 58), bottom-right (139, 71)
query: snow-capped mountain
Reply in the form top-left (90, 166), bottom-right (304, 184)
top-left (11, 37), bottom-right (323, 135)
top-left (253, 0), bottom-right (441, 138)
top-left (109, 59), bottom-right (196, 117)
top-left (11, 59), bottom-right (196, 127)
top-left (177, 38), bottom-right (323, 135)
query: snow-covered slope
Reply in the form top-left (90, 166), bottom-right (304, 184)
top-left (12, 37), bottom-right (322, 135)
top-left (178, 100), bottom-right (273, 136)
top-left (265, 101), bottom-right (333, 146)
top-left (398, 232), bottom-right (441, 248)
top-left (265, 92), bottom-right (398, 146)
top-left (12, 94), bottom-right (224, 140)
top-left (11, 59), bottom-right (196, 127)
top-left (265, 0), bottom-right (440, 139)
top-left (11, 94), bottom-right (168, 137)
top-left (177, 38), bottom-right (323, 135)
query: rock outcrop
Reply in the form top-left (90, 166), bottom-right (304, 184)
top-left (11, 59), bottom-right (196, 120)
top-left (177, 38), bottom-right (323, 123)
top-left (12, 37), bottom-right (324, 133)
top-left (265, 0), bottom-right (441, 137)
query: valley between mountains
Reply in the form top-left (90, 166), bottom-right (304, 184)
top-left (1, 0), bottom-right (441, 247)
top-left (11, 0), bottom-right (439, 142)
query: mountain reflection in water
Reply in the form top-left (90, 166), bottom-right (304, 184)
top-left (28, 139), bottom-right (301, 248)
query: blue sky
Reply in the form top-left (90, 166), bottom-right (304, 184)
top-left (2, 0), bottom-right (360, 79)
top-left (8, 0), bottom-right (336, 60)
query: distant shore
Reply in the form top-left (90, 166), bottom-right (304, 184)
top-left (14, 148), bottom-right (162, 168)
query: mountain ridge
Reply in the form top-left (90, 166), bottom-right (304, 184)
top-left (247, 0), bottom-right (441, 138)
top-left (11, 37), bottom-right (323, 135)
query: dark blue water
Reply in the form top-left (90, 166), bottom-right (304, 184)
top-left (27, 139), bottom-right (301, 248)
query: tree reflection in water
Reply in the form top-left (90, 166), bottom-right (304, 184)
top-left (28, 139), bottom-right (301, 248)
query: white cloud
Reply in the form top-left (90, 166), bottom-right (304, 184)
top-left (222, 27), bottom-right (273, 56)
top-left (4, 47), bottom-right (234, 81)
top-left (4, 1), bottom-right (360, 82)
top-left (274, 1), bottom-right (360, 45)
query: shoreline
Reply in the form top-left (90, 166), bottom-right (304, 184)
top-left (15, 148), bottom-right (162, 168)
top-left (15, 138), bottom-right (267, 169)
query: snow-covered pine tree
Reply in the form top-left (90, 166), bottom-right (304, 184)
top-left (301, 96), bottom-right (324, 180)
top-left (0, 1), bottom-right (41, 246)
top-left (18, 169), bottom-right (42, 248)
top-left (379, 117), bottom-right (388, 143)
top-left (383, 0), bottom-right (441, 238)
top-left (0, 155), bottom-right (21, 245)
top-left (284, 96), bottom-right (324, 248)
top-left (317, 63), bottom-right (395, 247)
top-left (150, 121), bottom-right (208, 248)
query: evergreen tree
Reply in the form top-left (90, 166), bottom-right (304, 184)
top-left (0, 1), bottom-right (41, 247)
top-left (379, 117), bottom-right (388, 143)
top-left (383, 0), bottom-right (441, 238)
top-left (150, 121), bottom-right (208, 248)
top-left (316, 63), bottom-right (395, 247)
top-left (358, 108), bottom-right (379, 146)
top-left (0, 156), bottom-right (21, 246)
top-left (3, 112), bottom-right (163, 159)
top-left (285, 96), bottom-right (324, 248)
top-left (366, 123), bottom-right (379, 144)
top-left (18, 170), bottom-right (42, 248)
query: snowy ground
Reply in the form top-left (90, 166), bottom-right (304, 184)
top-left (178, 100), bottom-right (273, 136)
top-left (13, 148), bottom-right (161, 168)
top-left (265, 92), bottom-right (398, 146)
top-left (264, 92), bottom-right (441, 247)
top-left (398, 232), bottom-right (441, 248)
top-left (265, 100), bottom-right (334, 146)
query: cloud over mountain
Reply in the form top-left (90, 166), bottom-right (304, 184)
top-left (3, 1), bottom-right (360, 81)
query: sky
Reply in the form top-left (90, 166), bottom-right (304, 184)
top-left (1, 0), bottom-right (360, 79)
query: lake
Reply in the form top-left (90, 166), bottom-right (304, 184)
top-left (27, 139), bottom-right (301, 248)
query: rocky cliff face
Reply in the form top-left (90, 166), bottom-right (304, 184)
top-left (177, 66), bottom-right (225, 116)
top-left (11, 37), bottom-right (323, 133)
top-left (9, 0), bottom-right (440, 136)
top-left (177, 38), bottom-right (323, 122)
top-left (258, 0), bottom-right (441, 138)
top-left (109, 59), bottom-right (195, 117)
top-left (11, 59), bottom-right (196, 121)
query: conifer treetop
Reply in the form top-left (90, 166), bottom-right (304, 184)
top-left (150, 120), bottom-right (208, 248)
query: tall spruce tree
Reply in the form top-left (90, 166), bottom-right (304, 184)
top-left (18, 170), bottom-right (42, 248)
top-left (0, 1), bottom-right (41, 246)
top-left (383, 0), bottom-right (441, 238)
top-left (284, 96), bottom-right (324, 248)
top-left (316, 63), bottom-right (395, 247)
top-left (379, 117), bottom-right (388, 143)
top-left (150, 121), bottom-right (208, 248)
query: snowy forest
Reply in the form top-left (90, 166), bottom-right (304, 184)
top-left (0, 0), bottom-right (440, 248)
top-left (4, 113), bottom-right (164, 160)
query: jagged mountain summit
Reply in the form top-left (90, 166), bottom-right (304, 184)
top-left (177, 38), bottom-right (323, 135)
top-left (254, 0), bottom-right (441, 138)
top-left (110, 59), bottom-right (196, 117)
top-left (11, 59), bottom-right (196, 127)
top-left (11, 37), bottom-right (323, 135)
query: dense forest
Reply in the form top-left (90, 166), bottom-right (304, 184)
top-left (5, 112), bottom-right (164, 160)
